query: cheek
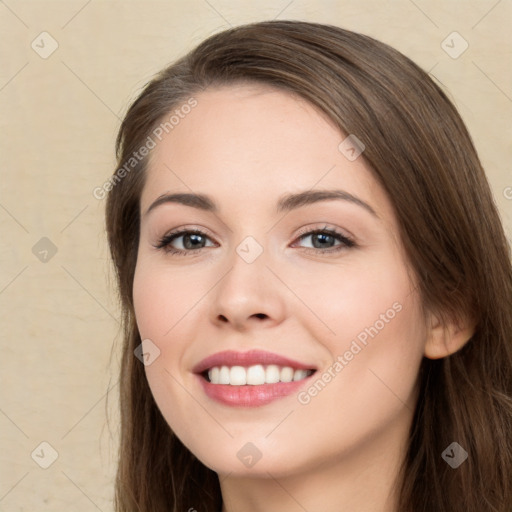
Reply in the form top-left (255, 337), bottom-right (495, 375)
top-left (288, 254), bottom-right (426, 409)
top-left (132, 262), bottom-right (199, 430)
top-left (289, 277), bottom-right (425, 467)
top-left (132, 259), bottom-right (210, 406)
top-left (319, 271), bottom-right (425, 419)
top-left (132, 260), bottom-right (201, 341)
top-left (282, 250), bottom-right (419, 349)
top-left (133, 268), bottom-right (162, 341)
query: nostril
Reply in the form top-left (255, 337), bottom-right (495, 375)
top-left (253, 313), bottom-right (267, 319)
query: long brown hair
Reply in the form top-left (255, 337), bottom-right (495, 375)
top-left (105, 20), bottom-right (512, 511)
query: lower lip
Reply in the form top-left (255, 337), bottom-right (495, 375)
top-left (197, 374), bottom-right (313, 407)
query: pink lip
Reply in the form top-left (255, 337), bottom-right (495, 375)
top-left (197, 378), bottom-right (312, 407)
top-left (192, 349), bottom-right (315, 374)
top-left (192, 350), bottom-right (316, 407)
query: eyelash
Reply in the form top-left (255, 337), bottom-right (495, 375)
top-left (154, 225), bottom-right (355, 257)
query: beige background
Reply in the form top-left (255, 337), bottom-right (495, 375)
top-left (0, 0), bottom-right (510, 510)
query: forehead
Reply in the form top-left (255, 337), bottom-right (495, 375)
top-left (140, 84), bottom-right (390, 220)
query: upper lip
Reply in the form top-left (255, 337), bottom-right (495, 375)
top-left (192, 350), bottom-right (316, 374)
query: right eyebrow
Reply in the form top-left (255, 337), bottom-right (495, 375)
top-left (144, 193), bottom-right (217, 217)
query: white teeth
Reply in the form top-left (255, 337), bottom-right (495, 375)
top-left (293, 369), bottom-right (308, 381)
top-left (265, 364), bottom-right (280, 383)
top-left (229, 366), bottom-right (247, 385)
top-left (206, 364), bottom-right (313, 385)
top-left (246, 364), bottom-right (265, 385)
top-left (219, 366), bottom-right (230, 384)
top-left (280, 366), bottom-right (294, 383)
top-left (210, 366), bottom-right (220, 384)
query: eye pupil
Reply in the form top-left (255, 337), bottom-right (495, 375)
top-left (184, 233), bottom-right (205, 249)
top-left (312, 233), bottom-right (335, 248)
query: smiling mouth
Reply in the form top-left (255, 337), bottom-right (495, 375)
top-left (203, 365), bottom-right (316, 385)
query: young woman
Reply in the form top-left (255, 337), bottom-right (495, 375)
top-left (105, 20), bottom-right (512, 512)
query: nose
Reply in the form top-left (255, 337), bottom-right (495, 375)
top-left (209, 243), bottom-right (286, 332)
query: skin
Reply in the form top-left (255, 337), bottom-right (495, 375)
top-left (132, 84), bottom-right (470, 512)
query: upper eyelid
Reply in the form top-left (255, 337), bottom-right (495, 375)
top-left (294, 224), bottom-right (353, 239)
top-left (162, 225), bottom-right (218, 240)
top-left (161, 225), bottom-right (349, 240)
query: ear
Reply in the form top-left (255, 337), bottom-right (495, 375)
top-left (424, 310), bottom-right (475, 359)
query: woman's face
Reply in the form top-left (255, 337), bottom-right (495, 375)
top-left (133, 84), bottom-right (428, 477)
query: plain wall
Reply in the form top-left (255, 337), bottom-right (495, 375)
top-left (1, 0), bottom-right (511, 510)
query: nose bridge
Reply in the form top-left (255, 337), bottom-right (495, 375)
top-left (210, 234), bottom-right (284, 328)
top-left (220, 234), bottom-right (270, 306)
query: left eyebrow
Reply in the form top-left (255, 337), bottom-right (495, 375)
top-left (276, 189), bottom-right (378, 217)
top-left (143, 189), bottom-right (378, 218)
